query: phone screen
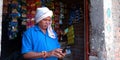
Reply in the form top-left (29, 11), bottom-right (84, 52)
top-left (62, 47), bottom-right (66, 53)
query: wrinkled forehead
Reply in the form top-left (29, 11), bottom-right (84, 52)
top-left (41, 16), bottom-right (51, 21)
top-left (38, 16), bottom-right (52, 23)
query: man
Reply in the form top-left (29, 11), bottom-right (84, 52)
top-left (21, 7), bottom-right (66, 60)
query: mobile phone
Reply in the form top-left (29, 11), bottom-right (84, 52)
top-left (62, 47), bottom-right (67, 53)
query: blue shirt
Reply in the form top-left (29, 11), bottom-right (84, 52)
top-left (22, 25), bottom-right (60, 60)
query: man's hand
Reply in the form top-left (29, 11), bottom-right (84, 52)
top-left (45, 48), bottom-right (66, 58)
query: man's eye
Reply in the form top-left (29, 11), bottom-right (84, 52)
top-left (43, 19), bottom-right (47, 21)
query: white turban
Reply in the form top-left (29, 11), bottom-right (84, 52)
top-left (35, 7), bottom-right (56, 39)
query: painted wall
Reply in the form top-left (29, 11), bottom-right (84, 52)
top-left (0, 0), bottom-right (3, 56)
top-left (112, 0), bottom-right (120, 60)
top-left (104, 0), bottom-right (115, 60)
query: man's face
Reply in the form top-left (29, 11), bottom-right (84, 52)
top-left (38, 16), bottom-right (51, 30)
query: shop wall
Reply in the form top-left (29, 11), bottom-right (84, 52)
top-left (112, 0), bottom-right (120, 60)
top-left (104, 0), bottom-right (115, 60)
top-left (104, 0), bottom-right (120, 60)
top-left (0, 0), bottom-right (3, 56)
top-left (89, 0), bottom-right (106, 60)
top-left (90, 0), bottom-right (120, 60)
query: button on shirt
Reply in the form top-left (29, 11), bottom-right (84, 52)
top-left (22, 25), bottom-right (60, 60)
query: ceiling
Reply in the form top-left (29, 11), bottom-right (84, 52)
top-left (55, 0), bottom-right (84, 9)
top-left (56, 0), bottom-right (84, 5)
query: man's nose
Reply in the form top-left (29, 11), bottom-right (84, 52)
top-left (46, 21), bottom-right (50, 25)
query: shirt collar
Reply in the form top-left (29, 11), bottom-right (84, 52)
top-left (34, 24), bottom-right (41, 31)
top-left (34, 25), bottom-right (48, 34)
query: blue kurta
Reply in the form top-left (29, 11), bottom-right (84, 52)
top-left (22, 25), bottom-right (60, 60)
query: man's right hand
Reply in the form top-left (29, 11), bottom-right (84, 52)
top-left (45, 48), bottom-right (66, 58)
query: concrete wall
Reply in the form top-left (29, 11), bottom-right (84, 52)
top-left (89, 0), bottom-right (106, 60)
top-left (0, 0), bottom-right (3, 56)
top-left (112, 0), bottom-right (120, 60)
top-left (104, 0), bottom-right (115, 60)
top-left (90, 0), bottom-right (120, 60)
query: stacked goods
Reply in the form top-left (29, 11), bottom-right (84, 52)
top-left (8, 0), bottom-right (21, 39)
top-left (3, 0), bottom-right (41, 40)
top-left (26, 0), bottom-right (41, 28)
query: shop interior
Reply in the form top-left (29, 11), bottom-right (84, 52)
top-left (1, 0), bottom-right (85, 60)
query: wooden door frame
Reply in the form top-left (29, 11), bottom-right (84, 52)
top-left (84, 0), bottom-right (89, 60)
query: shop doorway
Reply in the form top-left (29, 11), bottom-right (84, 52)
top-left (1, 0), bottom-right (89, 60)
